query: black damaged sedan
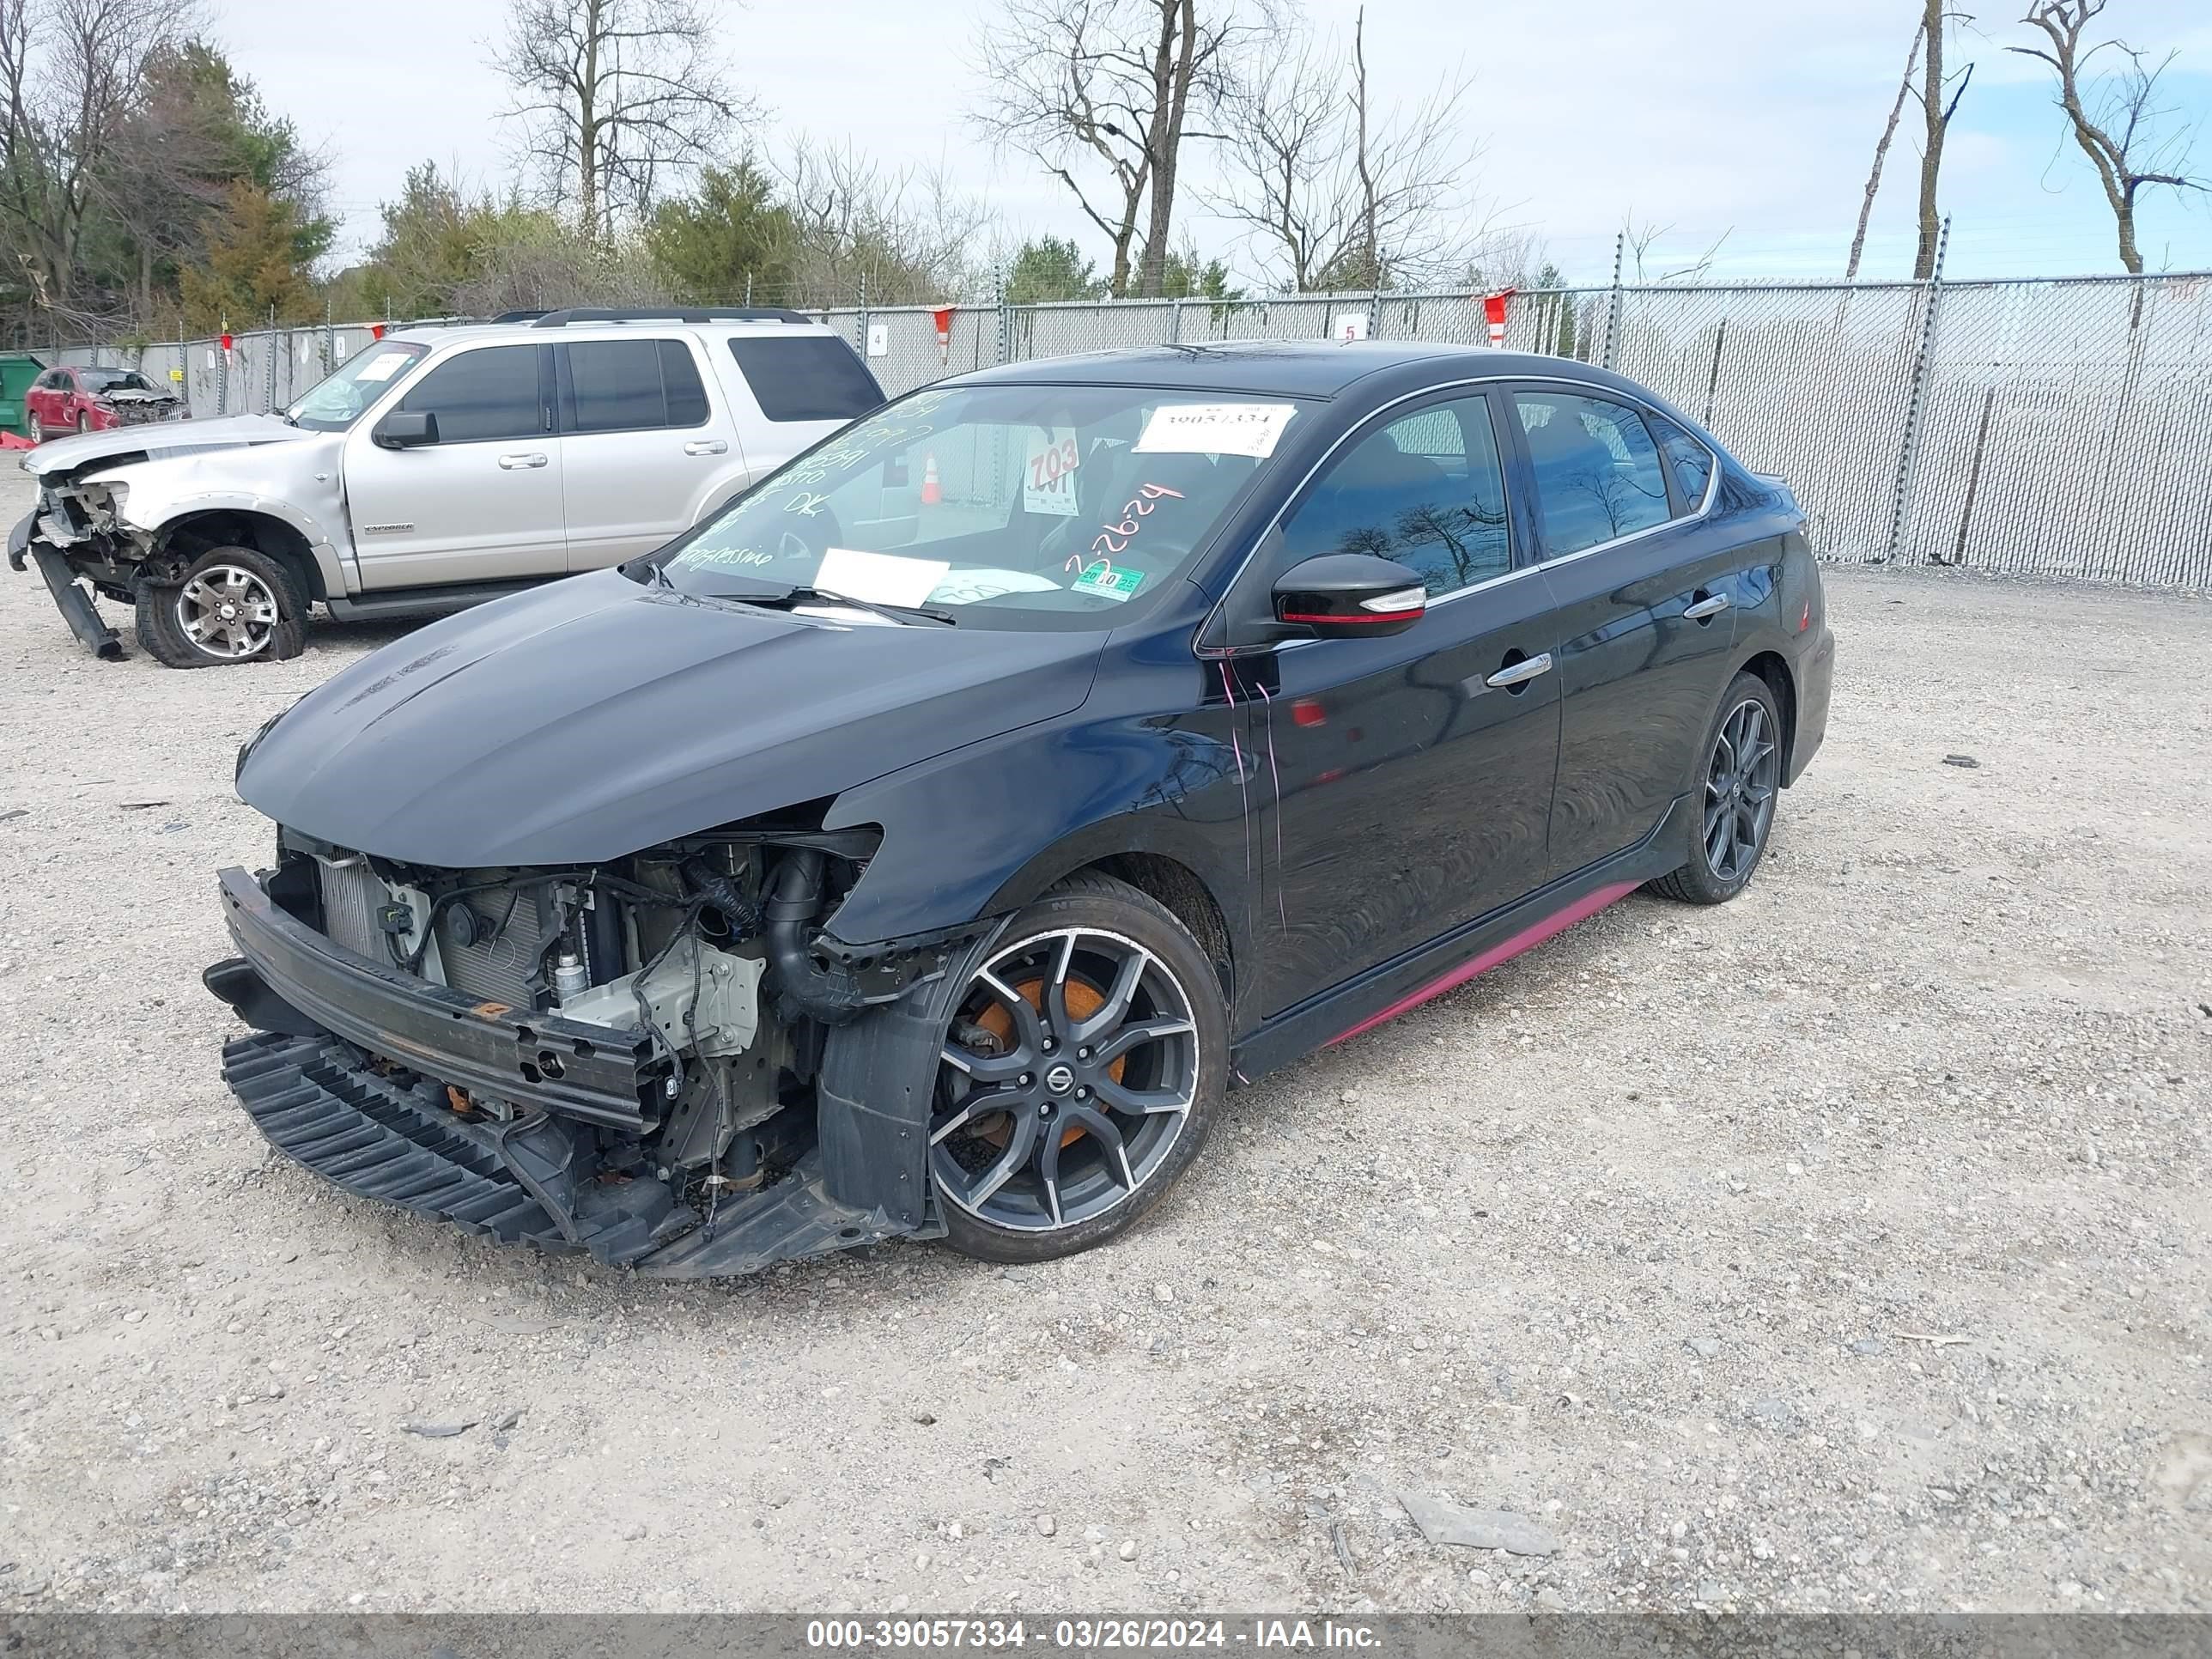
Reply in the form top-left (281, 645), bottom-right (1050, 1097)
top-left (210, 341), bottom-right (1833, 1273)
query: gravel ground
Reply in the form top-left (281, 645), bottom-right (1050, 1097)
top-left (3, 465), bottom-right (2209, 1617)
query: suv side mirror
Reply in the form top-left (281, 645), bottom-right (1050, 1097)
top-left (1272, 553), bottom-right (1428, 638)
top-left (373, 410), bottom-right (438, 449)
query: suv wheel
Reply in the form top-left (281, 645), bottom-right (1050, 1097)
top-left (930, 872), bottom-right (1226, 1264)
top-left (136, 546), bottom-right (307, 667)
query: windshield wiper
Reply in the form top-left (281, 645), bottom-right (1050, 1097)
top-left (703, 583), bottom-right (956, 627)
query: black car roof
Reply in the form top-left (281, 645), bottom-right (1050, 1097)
top-left (951, 339), bottom-right (1587, 399)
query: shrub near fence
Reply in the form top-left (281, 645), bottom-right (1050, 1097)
top-left (52, 271), bottom-right (2212, 589)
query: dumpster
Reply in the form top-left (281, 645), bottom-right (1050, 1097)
top-left (0, 352), bottom-right (46, 440)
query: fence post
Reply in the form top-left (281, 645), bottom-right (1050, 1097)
top-left (217, 313), bottom-right (228, 416)
top-left (323, 295), bottom-right (333, 374)
top-left (1883, 215), bottom-right (1950, 564)
top-left (994, 270), bottom-right (1010, 368)
top-left (856, 271), bottom-right (869, 359)
top-left (1170, 297), bottom-right (1183, 343)
top-left (1603, 233), bottom-right (1625, 370)
top-left (265, 304), bottom-right (276, 412)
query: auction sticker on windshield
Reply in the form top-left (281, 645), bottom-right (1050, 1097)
top-left (1024, 428), bottom-right (1081, 517)
top-left (815, 546), bottom-right (951, 607)
top-left (354, 352), bottom-right (415, 384)
top-left (1134, 402), bottom-right (1297, 459)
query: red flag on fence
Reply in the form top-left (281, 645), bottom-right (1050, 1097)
top-left (1483, 290), bottom-right (1516, 349)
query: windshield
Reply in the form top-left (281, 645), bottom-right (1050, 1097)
top-left (652, 383), bottom-right (1306, 629)
top-left (288, 340), bottom-right (430, 431)
top-left (81, 368), bottom-right (157, 394)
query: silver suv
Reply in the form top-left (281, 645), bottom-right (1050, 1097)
top-left (8, 307), bottom-right (885, 666)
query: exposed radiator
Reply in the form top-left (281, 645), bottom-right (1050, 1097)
top-left (435, 897), bottom-right (550, 1011)
top-left (313, 858), bottom-right (551, 1010)
top-left (313, 857), bottom-right (388, 962)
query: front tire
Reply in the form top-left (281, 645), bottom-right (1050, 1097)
top-left (135, 546), bottom-right (307, 668)
top-left (1649, 671), bottom-right (1784, 905)
top-left (930, 873), bottom-right (1227, 1264)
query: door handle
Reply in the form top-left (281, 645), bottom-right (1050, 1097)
top-left (684, 440), bottom-right (729, 456)
top-left (1485, 652), bottom-right (1553, 690)
top-left (498, 452), bottom-right (549, 470)
top-left (1684, 592), bottom-right (1731, 622)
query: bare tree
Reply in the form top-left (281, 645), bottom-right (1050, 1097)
top-left (974, 0), bottom-right (1270, 297)
top-left (776, 136), bottom-right (996, 303)
top-left (492, 0), bottom-right (755, 240)
top-left (0, 0), bottom-right (190, 319)
top-left (1202, 7), bottom-right (1483, 291)
top-left (1620, 216), bottom-right (1731, 284)
top-left (1911, 0), bottom-right (1974, 279)
top-left (1846, 16), bottom-right (1924, 279)
top-left (2011, 0), bottom-right (2204, 273)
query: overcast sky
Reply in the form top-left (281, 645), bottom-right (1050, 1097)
top-left (216, 0), bottom-right (2212, 286)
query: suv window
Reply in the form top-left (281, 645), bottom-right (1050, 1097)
top-left (1281, 394), bottom-right (1511, 595)
top-left (1513, 390), bottom-right (1671, 557)
top-left (399, 346), bottom-right (546, 444)
top-left (1645, 411), bottom-right (1715, 509)
top-left (558, 338), bottom-right (710, 433)
top-left (726, 335), bottom-right (884, 422)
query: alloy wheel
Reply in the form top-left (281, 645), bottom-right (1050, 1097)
top-left (176, 564), bottom-right (281, 660)
top-left (931, 927), bottom-right (1200, 1233)
top-left (1704, 696), bottom-right (1779, 882)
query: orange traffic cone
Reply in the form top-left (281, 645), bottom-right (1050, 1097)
top-left (920, 453), bottom-right (942, 506)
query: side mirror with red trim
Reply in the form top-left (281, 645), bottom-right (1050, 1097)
top-left (1271, 554), bottom-right (1427, 639)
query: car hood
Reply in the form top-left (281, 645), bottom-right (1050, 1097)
top-left (237, 569), bottom-right (1108, 867)
top-left (20, 413), bottom-right (307, 479)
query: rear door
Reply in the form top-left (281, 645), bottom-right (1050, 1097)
top-left (1502, 384), bottom-right (1744, 878)
top-left (342, 343), bottom-right (565, 589)
top-left (556, 336), bottom-right (728, 571)
top-left (1246, 388), bottom-right (1563, 1016)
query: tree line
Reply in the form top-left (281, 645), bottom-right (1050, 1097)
top-left (0, 0), bottom-right (2200, 345)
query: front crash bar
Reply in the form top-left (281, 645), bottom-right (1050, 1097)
top-left (213, 865), bottom-right (659, 1130)
top-left (30, 543), bottom-right (124, 661)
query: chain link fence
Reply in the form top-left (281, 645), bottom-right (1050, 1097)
top-left (48, 271), bottom-right (2212, 588)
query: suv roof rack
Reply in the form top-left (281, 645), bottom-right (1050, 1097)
top-left (527, 306), bottom-right (815, 328)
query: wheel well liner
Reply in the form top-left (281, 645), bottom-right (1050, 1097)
top-left (1079, 852), bottom-right (1235, 1010)
top-left (1739, 648), bottom-right (1798, 780)
top-left (157, 510), bottom-right (324, 602)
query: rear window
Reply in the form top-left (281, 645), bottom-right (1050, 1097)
top-left (726, 335), bottom-right (884, 422)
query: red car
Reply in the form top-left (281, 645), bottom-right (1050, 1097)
top-left (26, 365), bottom-right (186, 440)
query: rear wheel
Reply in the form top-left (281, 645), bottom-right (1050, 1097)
top-left (930, 873), bottom-right (1225, 1263)
top-left (1649, 672), bottom-right (1783, 904)
top-left (135, 545), bottom-right (307, 667)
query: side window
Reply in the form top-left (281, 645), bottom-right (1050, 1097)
top-left (1645, 412), bottom-right (1715, 511)
top-left (398, 346), bottom-right (544, 444)
top-left (1512, 390), bottom-right (1671, 556)
top-left (1279, 394), bottom-right (1511, 596)
top-left (660, 341), bottom-right (710, 425)
top-left (726, 336), bottom-right (885, 422)
top-left (560, 338), bottom-right (710, 433)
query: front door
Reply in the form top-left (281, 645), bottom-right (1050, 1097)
top-left (343, 343), bottom-right (565, 590)
top-left (1238, 390), bottom-right (1564, 1017)
top-left (1502, 386), bottom-right (1745, 877)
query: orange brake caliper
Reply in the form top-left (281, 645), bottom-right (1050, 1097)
top-left (972, 977), bottom-right (1127, 1147)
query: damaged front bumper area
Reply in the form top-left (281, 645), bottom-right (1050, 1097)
top-left (207, 849), bottom-right (984, 1279)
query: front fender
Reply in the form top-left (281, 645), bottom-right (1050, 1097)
top-left (90, 449), bottom-right (355, 595)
